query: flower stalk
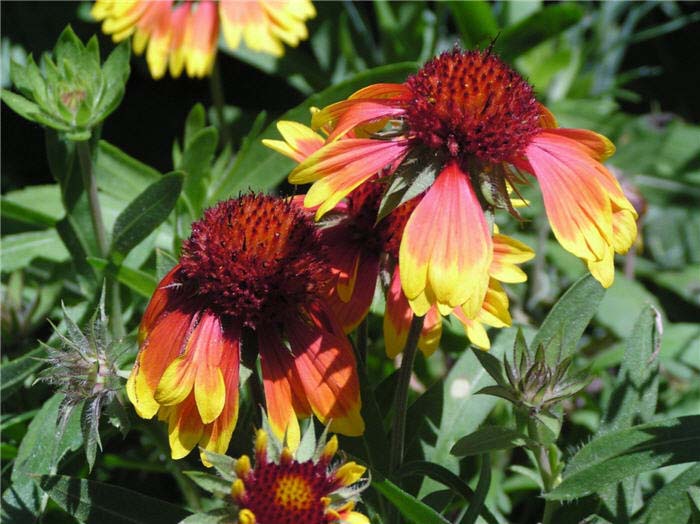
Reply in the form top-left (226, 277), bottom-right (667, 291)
top-left (389, 313), bottom-right (424, 474)
top-left (76, 140), bottom-right (124, 338)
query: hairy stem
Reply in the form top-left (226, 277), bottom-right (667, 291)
top-left (77, 141), bottom-right (124, 338)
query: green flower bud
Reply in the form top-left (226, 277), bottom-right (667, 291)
top-left (1, 25), bottom-right (130, 141)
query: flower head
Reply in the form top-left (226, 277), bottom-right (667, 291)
top-left (127, 194), bottom-right (363, 465)
top-left (230, 424), bottom-right (369, 524)
top-left (37, 295), bottom-right (130, 470)
top-left (276, 48), bottom-right (638, 318)
top-left (266, 120), bottom-right (534, 354)
top-left (92, 0), bottom-right (316, 79)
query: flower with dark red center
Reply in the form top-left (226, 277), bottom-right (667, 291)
top-left (270, 48), bottom-right (638, 319)
top-left (231, 424), bottom-right (369, 524)
top-left (265, 120), bottom-right (535, 354)
top-left (127, 194), bottom-right (364, 465)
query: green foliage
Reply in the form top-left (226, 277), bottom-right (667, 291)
top-left (2, 3), bottom-right (699, 524)
top-left (1, 26), bottom-right (129, 141)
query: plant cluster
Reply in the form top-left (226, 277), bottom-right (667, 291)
top-left (2, 3), bottom-right (699, 524)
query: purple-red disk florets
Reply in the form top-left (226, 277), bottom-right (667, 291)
top-left (179, 194), bottom-right (331, 327)
top-left (405, 48), bottom-right (541, 163)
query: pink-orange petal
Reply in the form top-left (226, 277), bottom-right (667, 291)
top-left (287, 317), bottom-right (364, 436)
top-left (399, 161), bottom-right (492, 317)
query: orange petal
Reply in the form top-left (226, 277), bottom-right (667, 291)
top-left (399, 161), bottom-right (492, 317)
top-left (259, 329), bottom-right (310, 449)
top-left (138, 265), bottom-right (181, 344)
top-left (418, 306), bottom-right (442, 357)
top-left (200, 328), bottom-right (241, 462)
top-left (327, 254), bottom-right (380, 333)
top-left (287, 316), bottom-right (364, 436)
top-left (546, 128), bottom-right (615, 161)
top-left (383, 267), bottom-right (412, 358)
top-left (128, 308), bottom-right (197, 419)
top-left (523, 131), bottom-right (636, 287)
top-left (296, 139), bottom-right (409, 219)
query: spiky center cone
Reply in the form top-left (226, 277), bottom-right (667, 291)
top-left (239, 459), bottom-right (336, 524)
top-left (179, 194), bottom-right (331, 328)
top-left (405, 48), bottom-right (541, 163)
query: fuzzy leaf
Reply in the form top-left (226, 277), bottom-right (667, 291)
top-left (546, 416), bottom-right (700, 501)
top-left (531, 274), bottom-right (605, 366)
top-left (372, 476), bottom-right (450, 524)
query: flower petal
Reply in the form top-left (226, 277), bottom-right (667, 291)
top-left (295, 139), bottom-right (409, 219)
top-left (262, 121), bottom-right (325, 163)
top-left (287, 317), bottom-right (364, 436)
top-left (200, 326), bottom-right (241, 462)
top-left (127, 308), bottom-right (197, 419)
top-left (522, 130), bottom-right (637, 287)
top-left (490, 234), bottom-right (535, 283)
top-left (399, 161), bottom-right (492, 317)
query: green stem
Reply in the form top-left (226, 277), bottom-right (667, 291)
top-left (209, 59), bottom-right (232, 148)
top-left (76, 141), bottom-right (124, 338)
top-left (356, 317), bottom-right (368, 367)
top-left (389, 314), bottom-right (424, 474)
top-left (76, 141), bottom-right (107, 257)
top-left (535, 444), bottom-right (562, 524)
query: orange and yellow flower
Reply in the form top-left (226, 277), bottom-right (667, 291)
top-left (275, 48), bottom-right (637, 318)
top-left (231, 425), bottom-right (368, 524)
top-left (265, 120), bottom-right (534, 353)
top-left (92, 0), bottom-right (316, 79)
top-left (127, 194), bottom-right (363, 465)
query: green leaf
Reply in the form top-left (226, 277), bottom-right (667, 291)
top-left (447, 1), bottom-right (499, 47)
top-left (461, 454), bottom-right (492, 524)
top-left (110, 172), bottom-right (183, 261)
top-left (208, 62), bottom-right (418, 202)
top-left (1, 89), bottom-right (44, 123)
top-left (371, 476), bottom-right (450, 524)
top-left (1, 230), bottom-right (69, 272)
top-left (377, 148), bottom-right (442, 222)
top-left (602, 305), bottom-right (661, 432)
top-left (38, 475), bottom-right (191, 523)
top-left (530, 274), bottom-right (605, 365)
top-left (633, 463), bottom-right (700, 524)
top-left (420, 327), bottom-right (530, 495)
top-left (184, 103), bottom-right (206, 148)
top-left (95, 41), bottom-right (129, 120)
top-left (95, 140), bottom-right (161, 202)
top-left (0, 347), bottom-right (45, 395)
top-left (546, 416), bottom-right (700, 501)
top-left (451, 426), bottom-right (534, 458)
top-left (179, 127), bottom-right (218, 216)
top-left (86, 257), bottom-right (157, 298)
top-left (595, 273), bottom-right (664, 338)
top-left (497, 3), bottom-right (585, 61)
top-left (398, 461), bottom-right (500, 524)
top-left (182, 471), bottom-right (231, 497)
top-left (1, 184), bottom-right (64, 226)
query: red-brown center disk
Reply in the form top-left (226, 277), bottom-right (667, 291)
top-left (405, 48), bottom-right (542, 163)
top-left (179, 194), bottom-right (331, 328)
top-left (240, 460), bottom-right (335, 524)
top-left (342, 179), bottom-right (418, 259)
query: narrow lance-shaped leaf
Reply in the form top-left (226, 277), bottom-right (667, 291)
top-left (110, 172), bottom-right (184, 262)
